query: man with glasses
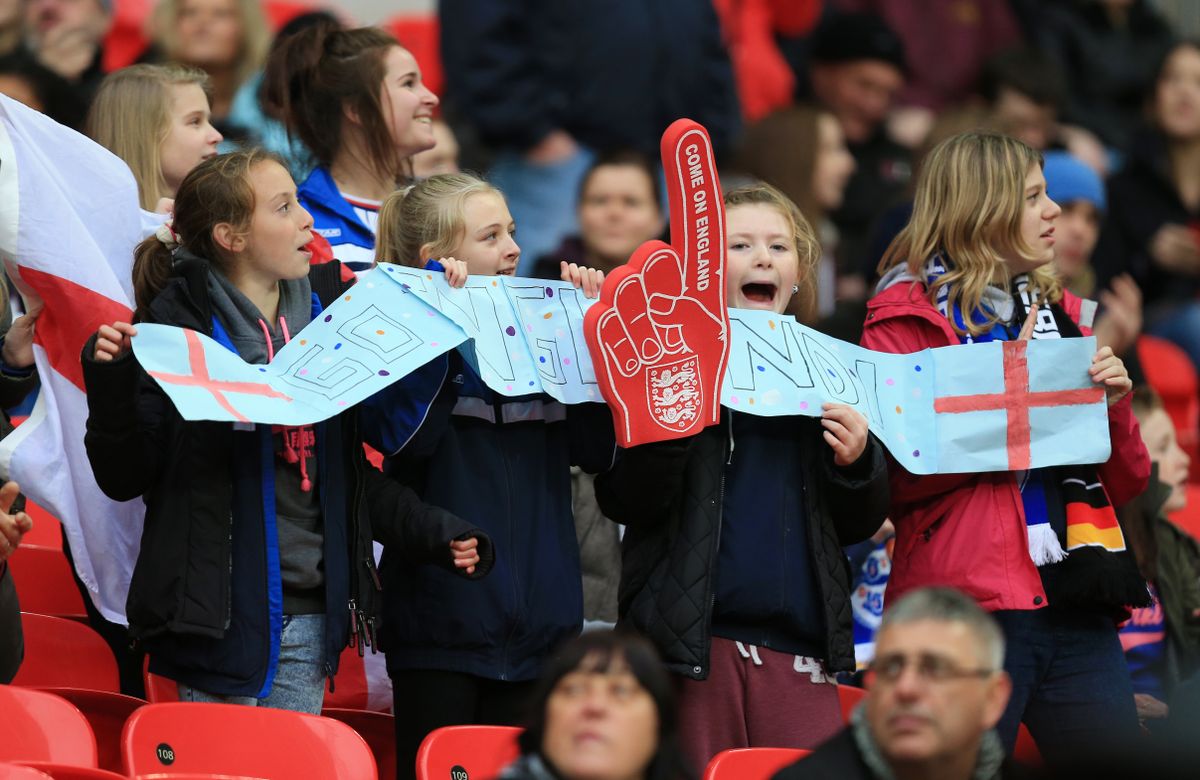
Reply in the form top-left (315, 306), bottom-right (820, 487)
top-left (775, 588), bottom-right (1020, 780)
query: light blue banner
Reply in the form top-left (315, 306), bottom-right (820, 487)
top-left (132, 267), bottom-right (1111, 475)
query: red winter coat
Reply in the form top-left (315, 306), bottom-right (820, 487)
top-left (860, 280), bottom-right (1151, 612)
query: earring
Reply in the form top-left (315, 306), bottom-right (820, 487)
top-left (792, 284), bottom-right (800, 295)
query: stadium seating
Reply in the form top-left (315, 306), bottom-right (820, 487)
top-left (11, 614), bottom-right (119, 692)
top-left (35, 688), bottom-right (146, 773)
top-left (122, 702), bottom-right (376, 780)
top-left (704, 748), bottom-right (809, 780)
top-left (6, 546), bottom-right (87, 619)
top-left (415, 726), bottom-right (521, 780)
top-left (0, 686), bottom-right (98, 767)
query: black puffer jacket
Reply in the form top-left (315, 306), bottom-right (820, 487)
top-left (595, 413), bottom-right (889, 679)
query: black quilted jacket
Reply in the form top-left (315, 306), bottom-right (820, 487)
top-left (595, 413), bottom-right (889, 679)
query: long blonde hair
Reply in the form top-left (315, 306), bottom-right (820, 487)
top-left (152, 0), bottom-right (270, 86)
top-left (724, 182), bottom-right (821, 323)
top-left (376, 173), bottom-right (504, 267)
top-left (87, 64), bottom-right (211, 210)
top-left (879, 131), bottom-right (1062, 337)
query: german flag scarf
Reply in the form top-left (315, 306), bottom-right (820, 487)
top-left (928, 257), bottom-right (1149, 611)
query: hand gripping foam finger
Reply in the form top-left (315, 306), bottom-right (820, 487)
top-left (584, 119), bottom-right (730, 446)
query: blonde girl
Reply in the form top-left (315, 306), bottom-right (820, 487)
top-left (863, 131), bottom-right (1149, 763)
top-left (87, 64), bottom-right (223, 211)
top-left (364, 173), bottom-right (611, 780)
top-left (595, 182), bottom-right (889, 770)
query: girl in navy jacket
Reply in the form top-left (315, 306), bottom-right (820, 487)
top-left (364, 172), bottom-right (614, 780)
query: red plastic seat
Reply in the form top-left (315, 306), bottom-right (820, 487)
top-left (836, 684), bottom-right (865, 722)
top-left (15, 765), bottom-right (126, 780)
top-left (5, 545), bottom-right (87, 619)
top-left (321, 709), bottom-right (395, 780)
top-left (20, 502), bottom-right (63, 549)
top-left (1013, 723), bottom-right (1043, 768)
top-left (415, 726), bottom-right (522, 780)
top-left (122, 702), bottom-right (376, 780)
top-left (142, 659), bottom-right (180, 704)
top-left (703, 748), bottom-right (810, 780)
top-left (0, 764), bottom-right (52, 779)
top-left (1169, 483), bottom-right (1200, 541)
top-left (0, 686), bottom-right (98, 767)
top-left (36, 688), bottom-right (146, 773)
top-left (11, 614), bottom-right (119, 692)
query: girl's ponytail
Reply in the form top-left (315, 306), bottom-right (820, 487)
top-left (375, 185), bottom-right (415, 266)
top-left (131, 236), bottom-right (175, 322)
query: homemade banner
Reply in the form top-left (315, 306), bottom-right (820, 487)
top-left (585, 119), bottom-right (730, 446)
top-left (133, 269), bottom-right (1112, 475)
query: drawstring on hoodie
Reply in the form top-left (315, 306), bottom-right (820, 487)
top-left (260, 316), bottom-right (314, 492)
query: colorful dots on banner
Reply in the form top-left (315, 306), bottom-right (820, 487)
top-left (563, 358), bottom-right (572, 366)
top-left (334, 343), bottom-right (342, 350)
top-left (506, 384), bottom-right (514, 391)
top-left (430, 342), bottom-right (439, 348)
top-left (324, 314), bottom-right (333, 323)
top-left (886, 378), bottom-right (895, 386)
top-left (543, 312), bottom-right (553, 320)
top-left (376, 330), bottom-right (385, 335)
top-left (300, 340), bottom-right (308, 346)
top-left (912, 450), bottom-right (921, 457)
top-left (298, 369), bottom-right (308, 376)
top-left (895, 405), bottom-right (902, 414)
top-left (915, 365), bottom-right (922, 372)
top-left (492, 280), bottom-right (498, 287)
top-left (539, 356), bottom-right (546, 363)
top-left (768, 320), bottom-right (776, 330)
top-left (799, 401), bottom-right (809, 411)
top-left (338, 400), bottom-right (348, 407)
top-left (756, 365), bottom-right (765, 372)
top-left (378, 370), bottom-right (390, 377)
top-left (546, 287), bottom-right (555, 297)
top-left (730, 396), bottom-right (739, 404)
top-left (505, 326), bottom-right (517, 336)
top-left (258, 367), bottom-right (267, 373)
top-left (343, 295), bottom-right (352, 301)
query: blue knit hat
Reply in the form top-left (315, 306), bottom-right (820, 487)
top-left (1042, 151), bottom-right (1105, 213)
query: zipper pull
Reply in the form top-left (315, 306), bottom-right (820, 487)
top-left (357, 607), bottom-right (370, 657)
top-left (325, 661), bottom-right (336, 693)
top-left (348, 599), bottom-right (359, 649)
top-left (366, 616), bottom-right (379, 654)
top-left (365, 556), bottom-right (382, 591)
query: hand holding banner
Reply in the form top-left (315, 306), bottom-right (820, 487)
top-left (583, 119), bottom-right (731, 447)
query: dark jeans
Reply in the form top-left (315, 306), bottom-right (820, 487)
top-left (391, 669), bottom-right (536, 780)
top-left (993, 606), bottom-right (1138, 766)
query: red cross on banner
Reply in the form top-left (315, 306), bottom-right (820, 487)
top-left (148, 329), bottom-right (293, 423)
top-left (933, 340), bottom-right (1104, 471)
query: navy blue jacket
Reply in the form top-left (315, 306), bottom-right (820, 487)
top-left (438, 0), bottom-right (741, 157)
top-left (82, 260), bottom-right (492, 697)
top-left (363, 353), bottom-right (615, 681)
top-left (596, 411), bottom-right (890, 679)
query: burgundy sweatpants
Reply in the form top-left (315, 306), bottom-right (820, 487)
top-left (676, 637), bottom-right (843, 773)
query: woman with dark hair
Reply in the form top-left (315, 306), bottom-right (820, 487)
top-left (501, 632), bottom-right (693, 780)
top-left (1095, 39), bottom-right (1200, 377)
top-left (263, 21), bottom-right (439, 273)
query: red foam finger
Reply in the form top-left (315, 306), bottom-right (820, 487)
top-left (584, 119), bottom-right (732, 447)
